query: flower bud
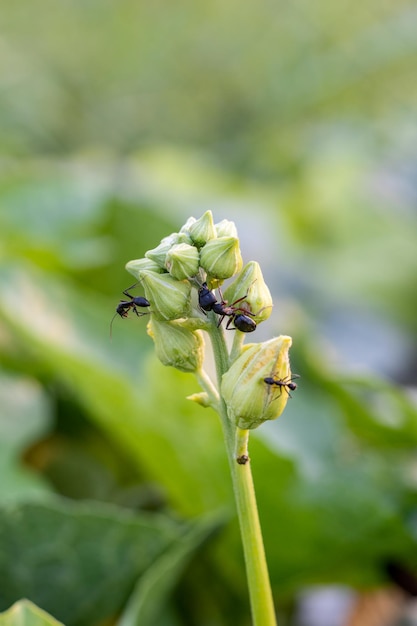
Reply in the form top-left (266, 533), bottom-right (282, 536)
top-left (223, 261), bottom-right (272, 323)
top-left (199, 237), bottom-right (243, 280)
top-left (145, 232), bottom-right (179, 269)
top-left (147, 232), bottom-right (191, 263)
top-left (188, 210), bottom-right (216, 247)
top-left (147, 318), bottom-right (204, 372)
top-left (138, 270), bottom-right (192, 321)
top-left (221, 336), bottom-right (293, 429)
top-left (126, 257), bottom-right (166, 279)
top-left (187, 392), bottom-right (211, 407)
top-left (180, 217), bottom-right (197, 234)
top-left (165, 243), bottom-right (200, 280)
top-left (214, 218), bottom-right (238, 239)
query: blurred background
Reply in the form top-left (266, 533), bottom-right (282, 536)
top-left (0, 1), bottom-right (416, 625)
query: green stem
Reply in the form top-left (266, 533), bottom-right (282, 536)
top-left (207, 315), bottom-right (277, 626)
top-left (230, 329), bottom-right (246, 363)
top-left (196, 368), bottom-right (220, 410)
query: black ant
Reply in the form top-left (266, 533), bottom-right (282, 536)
top-left (264, 374), bottom-right (300, 398)
top-left (110, 284), bottom-right (150, 337)
top-left (198, 282), bottom-right (262, 333)
top-left (198, 282), bottom-right (218, 312)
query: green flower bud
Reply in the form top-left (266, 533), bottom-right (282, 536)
top-left (221, 336), bottom-right (293, 429)
top-left (180, 217), bottom-right (197, 234)
top-left (200, 237), bottom-right (243, 280)
top-left (145, 232), bottom-right (192, 268)
top-left (176, 231), bottom-right (193, 246)
top-left (138, 270), bottom-right (192, 321)
top-left (187, 392), bottom-right (211, 407)
top-left (126, 257), bottom-right (166, 279)
top-left (165, 243), bottom-right (200, 280)
top-left (189, 210), bottom-right (216, 247)
top-left (223, 261), bottom-right (272, 323)
top-left (147, 318), bottom-right (204, 372)
top-left (145, 233), bottom-right (179, 269)
top-left (214, 218), bottom-right (238, 239)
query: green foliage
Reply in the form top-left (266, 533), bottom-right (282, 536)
top-left (1, 154), bottom-right (417, 624)
top-left (0, 499), bottom-right (221, 626)
top-left (0, 2), bottom-right (416, 623)
top-left (0, 600), bottom-right (64, 626)
top-left (118, 512), bottom-right (224, 626)
top-left (0, 375), bottom-right (51, 503)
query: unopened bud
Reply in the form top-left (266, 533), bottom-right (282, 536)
top-left (180, 217), bottom-right (197, 234)
top-left (146, 232), bottom-right (192, 266)
top-left (126, 257), bottom-right (165, 279)
top-left (215, 219), bottom-right (238, 239)
top-left (223, 261), bottom-right (272, 323)
top-left (138, 270), bottom-right (192, 321)
top-left (147, 318), bottom-right (204, 372)
top-left (187, 392), bottom-right (210, 407)
top-left (200, 236), bottom-right (243, 280)
top-left (145, 232), bottom-right (180, 269)
top-left (221, 336), bottom-right (293, 429)
top-left (165, 243), bottom-right (200, 280)
top-left (189, 210), bottom-right (216, 247)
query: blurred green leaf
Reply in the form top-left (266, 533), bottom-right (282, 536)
top-left (0, 599), bottom-right (64, 626)
top-left (119, 512), bottom-right (225, 626)
top-left (0, 374), bottom-right (52, 503)
top-left (0, 1), bottom-right (416, 622)
top-left (0, 264), bottom-right (231, 515)
top-left (0, 498), bottom-right (189, 626)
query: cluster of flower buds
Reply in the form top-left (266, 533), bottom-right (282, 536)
top-left (125, 211), bottom-right (295, 428)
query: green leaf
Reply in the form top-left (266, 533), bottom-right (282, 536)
top-left (0, 374), bottom-right (52, 503)
top-left (0, 600), bottom-right (64, 626)
top-left (0, 264), bottom-right (231, 516)
top-left (118, 512), bottom-right (225, 626)
top-left (0, 498), bottom-right (189, 626)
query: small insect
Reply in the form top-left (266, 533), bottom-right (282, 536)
top-left (197, 282), bottom-right (261, 333)
top-left (110, 284), bottom-right (150, 337)
top-left (264, 374), bottom-right (300, 397)
top-left (198, 282), bottom-right (218, 312)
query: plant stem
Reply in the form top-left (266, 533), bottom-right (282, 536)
top-left (196, 368), bottom-right (220, 409)
top-left (230, 329), bottom-right (246, 363)
top-left (207, 314), bottom-right (277, 626)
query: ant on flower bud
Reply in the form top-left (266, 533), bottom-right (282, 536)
top-left (110, 284), bottom-right (150, 337)
top-left (264, 374), bottom-right (300, 398)
top-left (197, 282), bottom-right (263, 333)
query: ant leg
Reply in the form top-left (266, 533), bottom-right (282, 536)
top-left (231, 294), bottom-right (249, 307)
top-left (216, 314), bottom-right (226, 328)
top-left (253, 305), bottom-right (273, 317)
top-left (229, 279), bottom-right (258, 309)
top-left (122, 283), bottom-right (140, 299)
top-left (225, 316), bottom-right (236, 331)
top-left (130, 306), bottom-right (151, 319)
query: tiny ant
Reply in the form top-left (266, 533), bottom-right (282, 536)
top-left (198, 282), bottom-right (218, 312)
top-left (197, 282), bottom-right (262, 333)
top-left (110, 283), bottom-right (150, 337)
top-left (264, 374), bottom-right (300, 397)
